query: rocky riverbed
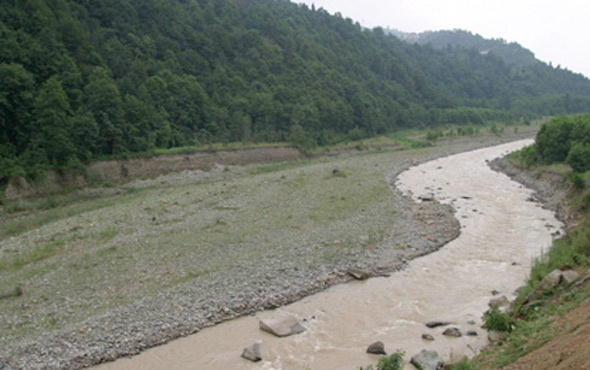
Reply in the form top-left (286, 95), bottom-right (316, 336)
top-left (0, 132), bottom-right (540, 369)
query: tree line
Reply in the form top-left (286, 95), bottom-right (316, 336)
top-left (2, 0), bottom-right (590, 183)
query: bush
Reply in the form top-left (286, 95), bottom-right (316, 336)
top-left (376, 350), bottom-right (405, 370)
top-left (483, 307), bottom-right (513, 332)
top-left (566, 142), bottom-right (590, 173)
top-left (569, 172), bottom-right (585, 189)
top-left (359, 350), bottom-right (405, 370)
top-left (519, 145), bottom-right (540, 168)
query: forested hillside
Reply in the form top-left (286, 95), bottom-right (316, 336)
top-left (399, 29), bottom-right (538, 67)
top-left (2, 0), bottom-right (590, 182)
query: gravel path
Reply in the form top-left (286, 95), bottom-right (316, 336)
top-left (0, 132), bottom-right (537, 369)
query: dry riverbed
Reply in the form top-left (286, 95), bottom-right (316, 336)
top-left (0, 132), bottom-right (536, 369)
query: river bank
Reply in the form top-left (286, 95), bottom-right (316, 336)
top-left (97, 139), bottom-right (561, 369)
top-left (0, 132), bottom-right (540, 369)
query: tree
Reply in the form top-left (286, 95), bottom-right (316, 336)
top-left (33, 76), bottom-right (75, 165)
top-left (84, 67), bottom-right (125, 154)
top-left (0, 63), bottom-right (35, 153)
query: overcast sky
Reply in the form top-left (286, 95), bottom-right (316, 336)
top-left (297, 0), bottom-right (589, 78)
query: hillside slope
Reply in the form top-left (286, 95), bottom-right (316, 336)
top-left (2, 0), bottom-right (590, 181)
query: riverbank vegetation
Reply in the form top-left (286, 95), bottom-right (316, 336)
top-left (2, 0), bottom-right (590, 185)
top-left (458, 115), bottom-right (590, 369)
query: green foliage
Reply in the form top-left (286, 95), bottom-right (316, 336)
top-left (566, 142), bottom-right (590, 173)
top-left (569, 172), bottom-right (586, 189)
top-left (2, 0), bottom-right (590, 181)
top-left (450, 359), bottom-right (480, 370)
top-left (483, 307), bottom-right (514, 332)
top-left (359, 350), bottom-right (405, 370)
top-left (288, 124), bottom-right (316, 152)
top-left (518, 145), bottom-right (540, 168)
top-left (425, 130), bottom-right (444, 141)
top-left (536, 114), bottom-right (590, 164)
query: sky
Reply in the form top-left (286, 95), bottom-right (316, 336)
top-left (297, 0), bottom-right (590, 78)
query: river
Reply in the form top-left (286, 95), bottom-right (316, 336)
top-left (98, 139), bottom-right (561, 369)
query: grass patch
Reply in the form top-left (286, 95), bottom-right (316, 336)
top-left (247, 159), bottom-right (314, 175)
top-left (0, 190), bottom-right (141, 241)
top-left (0, 239), bottom-right (66, 271)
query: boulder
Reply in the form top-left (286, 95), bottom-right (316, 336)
top-left (539, 269), bottom-right (563, 290)
top-left (442, 327), bottom-right (462, 337)
top-left (561, 270), bottom-right (580, 284)
top-left (411, 349), bottom-right (444, 370)
top-left (488, 295), bottom-right (509, 309)
top-left (259, 316), bottom-right (306, 337)
top-left (366, 341), bottom-right (386, 355)
top-left (425, 321), bottom-right (450, 328)
top-left (241, 343), bottom-right (262, 362)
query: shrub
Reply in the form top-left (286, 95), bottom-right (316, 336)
top-left (519, 145), bottom-right (540, 168)
top-left (483, 307), bottom-right (513, 332)
top-left (566, 142), bottom-right (590, 173)
top-left (377, 350), bottom-right (405, 370)
top-left (359, 350), bottom-right (405, 370)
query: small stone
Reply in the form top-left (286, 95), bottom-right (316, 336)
top-left (442, 327), bottom-right (462, 337)
top-left (422, 334), bottom-right (435, 341)
top-left (466, 330), bottom-right (478, 336)
top-left (467, 320), bottom-right (476, 325)
top-left (419, 194), bottom-right (435, 201)
top-left (366, 341), bottom-right (386, 355)
top-left (491, 290), bottom-right (500, 296)
top-left (488, 330), bottom-right (506, 343)
top-left (241, 343), bottom-right (262, 362)
top-left (348, 268), bottom-right (371, 280)
top-left (488, 295), bottom-right (509, 309)
top-left (425, 321), bottom-right (450, 328)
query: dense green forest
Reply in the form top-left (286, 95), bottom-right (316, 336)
top-left (2, 0), bottom-right (590, 182)
top-left (393, 29), bottom-right (539, 67)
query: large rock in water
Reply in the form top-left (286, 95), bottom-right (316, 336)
top-left (411, 349), bottom-right (444, 370)
top-left (241, 343), bottom-right (262, 362)
top-left (366, 341), bottom-right (386, 355)
top-left (259, 316), bottom-right (306, 337)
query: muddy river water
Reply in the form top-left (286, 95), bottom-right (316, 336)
top-left (98, 139), bottom-right (561, 369)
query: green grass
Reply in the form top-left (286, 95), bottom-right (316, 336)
top-left (247, 158), bottom-right (315, 175)
top-left (0, 188), bottom-right (141, 241)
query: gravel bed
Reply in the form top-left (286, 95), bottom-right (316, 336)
top-left (0, 132), bottom-right (536, 369)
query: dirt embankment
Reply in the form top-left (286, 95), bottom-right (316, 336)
top-left (4, 146), bottom-right (303, 200)
top-left (489, 156), bottom-right (590, 370)
top-left (489, 157), bottom-right (574, 226)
